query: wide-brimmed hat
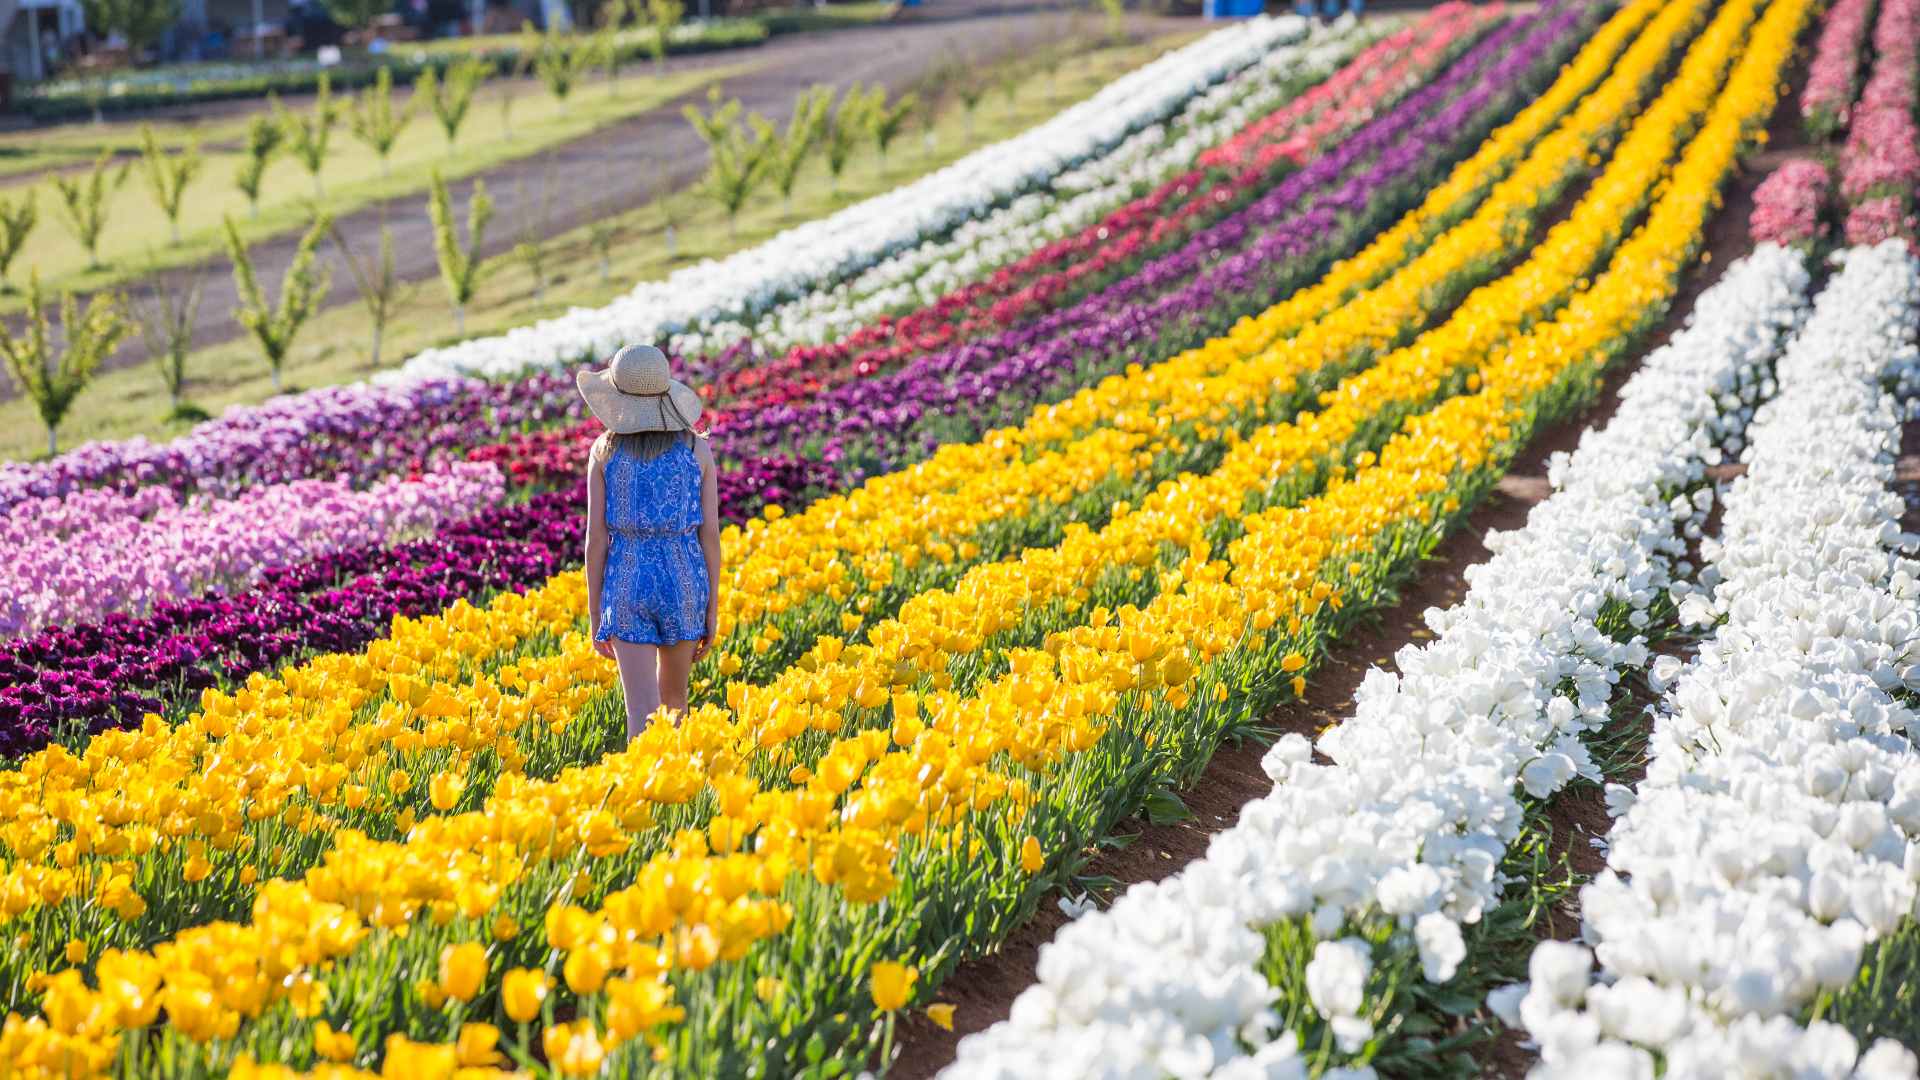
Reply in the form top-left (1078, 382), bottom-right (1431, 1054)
top-left (575, 344), bottom-right (703, 434)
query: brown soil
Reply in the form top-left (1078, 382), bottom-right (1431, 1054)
top-left (1894, 417), bottom-right (1920, 533)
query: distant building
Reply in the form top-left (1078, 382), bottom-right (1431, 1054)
top-left (2, 0), bottom-right (85, 83)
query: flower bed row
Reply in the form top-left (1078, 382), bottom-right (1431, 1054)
top-left (0, 464), bottom-right (504, 642)
top-left (703, 10), bottom-right (1544, 470)
top-left (675, 21), bottom-right (1371, 361)
top-left (1838, 0), bottom-right (1919, 248)
top-left (1513, 240), bottom-right (1920, 1078)
top-left (948, 0), bottom-right (1816, 1069)
top-left (388, 16), bottom-right (1305, 384)
top-left (0, 488), bottom-right (577, 755)
top-left (0, 18), bottom-right (1294, 514)
top-left (1801, 0), bottom-right (1877, 138)
top-left (691, 7), bottom-right (1497, 410)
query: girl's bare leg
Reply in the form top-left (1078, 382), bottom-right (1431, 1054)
top-left (656, 640), bottom-right (697, 719)
top-left (610, 638), bottom-right (662, 741)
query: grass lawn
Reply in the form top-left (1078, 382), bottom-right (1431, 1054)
top-left (0, 62), bottom-right (748, 304)
top-left (0, 30), bottom-right (1198, 462)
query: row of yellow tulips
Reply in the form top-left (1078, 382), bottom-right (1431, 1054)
top-left (0, 0), bottom-right (1766, 1060)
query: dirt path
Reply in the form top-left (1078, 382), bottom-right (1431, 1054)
top-left (2, 2), bottom-right (1180, 399)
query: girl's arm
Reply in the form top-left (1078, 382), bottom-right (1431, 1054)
top-left (694, 437), bottom-right (722, 662)
top-left (585, 451), bottom-right (614, 658)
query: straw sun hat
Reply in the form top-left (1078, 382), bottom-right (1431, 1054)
top-left (575, 344), bottom-right (704, 434)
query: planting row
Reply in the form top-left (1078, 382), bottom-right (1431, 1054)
top-left (1513, 241), bottom-right (1920, 1078)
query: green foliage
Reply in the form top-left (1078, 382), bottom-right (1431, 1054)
top-left (685, 92), bottom-right (773, 237)
top-left (428, 171), bottom-right (494, 334)
top-left (0, 273), bottom-right (129, 455)
top-left (79, 0), bottom-right (180, 53)
top-left (1823, 923), bottom-right (1920, 1053)
top-left (0, 190), bottom-right (37, 290)
top-left (822, 84), bottom-right (872, 191)
top-left (416, 60), bottom-right (488, 152)
top-left (512, 177), bottom-right (554, 301)
top-left (682, 84), bottom-right (740, 145)
top-left (529, 23), bottom-right (591, 102)
top-left (321, 0), bottom-right (389, 30)
top-left (641, 0), bottom-right (685, 70)
top-left (348, 67), bottom-right (414, 176)
top-left (912, 65), bottom-right (950, 153)
top-left (862, 86), bottom-right (916, 174)
top-left (136, 124), bottom-right (204, 246)
top-left (275, 74), bottom-right (339, 198)
top-left (1094, 0), bottom-right (1126, 43)
top-left (952, 62), bottom-right (988, 142)
top-left (591, 23), bottom-right (623, 96)
top-left (234, 107), bottom-right (287, 219)
top-left (587, 211), bottom-right (622, 285)
top-left (133, 271), bottom-right (203, 409)
top-left (761, 84), bottom-right (832, 205)
top-left (331, 216), bottom-right (416, 369)
top-left (223, 215), bottom-right (332, 393)
top-left (51, 150), bottom-right (128, 270)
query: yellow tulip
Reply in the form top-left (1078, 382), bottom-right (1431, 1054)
top-left (454, 1022), bottom-right (504, 1067)
top-left (543, 1020), bottom-right (607, 1077)
top-left (927, 1003), bottom-right (957, 1032)
top-left (428, 771), bottom-right (464, 812)
top-left (870, 961), bottom-right (917, 1012)
top-left (1019, 837), bottom-right (1044, 875)
top-left (312, 1020), bottom-right (356, 1063)
top-left (437, 942), bottom-right (487, 1003)
top-left (502, 967), bottom-right (550, 1024)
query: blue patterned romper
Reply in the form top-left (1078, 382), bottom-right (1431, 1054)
top-left (595, 439), bottom-right (711, 646)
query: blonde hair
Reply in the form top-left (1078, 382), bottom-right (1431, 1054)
top-left (590, 429), bottom-right (697, 465)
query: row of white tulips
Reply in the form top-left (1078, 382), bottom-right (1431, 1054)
top-left (388, 15), bottom-right (1309, 384)
top-left (676, 20), bottom-right (1363, 356)
top-left (942, 243), bottom-right (1816, 1080)
top-left (1512, 241), bottom-right (1920, 1079)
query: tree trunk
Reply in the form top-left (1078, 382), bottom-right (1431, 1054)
top-left (271, 363), bottom-right (283, 393)
top-left (171, 219), bottom-right (181, 246)
top-left (47, 426), bottom-right (57, 457)
top-left (665, 224), bottom-right (676, 258)
top-left (369, 323), bottom-right (383, 369)
top-left (455, 304), bottom-right (466, 336)
top-left (600, 254), bottom-right (611, 283)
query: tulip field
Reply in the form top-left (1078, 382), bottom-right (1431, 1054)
top-left (4, 0), bottom-right (1920, 1073)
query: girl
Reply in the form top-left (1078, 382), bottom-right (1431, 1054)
top-left (578, 343), bottom-right (721, 739)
